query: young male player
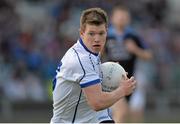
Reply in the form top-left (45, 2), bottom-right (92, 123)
top-left (51, 7), bottom-right (136, 123)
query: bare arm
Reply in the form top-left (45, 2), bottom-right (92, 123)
top-left (82, 77), bottom-right (136, 111)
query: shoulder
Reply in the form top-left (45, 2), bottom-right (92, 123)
top-left (59, 47), bottom-right (80, 74)
top-left (124, 26), bottom-right (137, 35)
top-left (63, 47), bottom-right (92, 70)
top-left (124, 27), bottom-right (149, 48)
top-left (57, 47), bottom-right (85, 81)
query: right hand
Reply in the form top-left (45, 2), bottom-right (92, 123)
top-left (119, 76), bottom-right (136, 96)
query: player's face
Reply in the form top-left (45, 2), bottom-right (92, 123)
top-left (80, 24), bottom-right (107, 54)
top-left (111, 10), bottom-right (130, 29)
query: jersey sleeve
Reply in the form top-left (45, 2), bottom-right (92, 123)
top-left (56, 49), bottom-right (85, 83)
top-left (56, 48), bottom-right (101, 88)
top-left (78, 56), bottom-right (101, 88)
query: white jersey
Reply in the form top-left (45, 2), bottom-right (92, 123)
top-left (51, 39), bottom-right (112, 123)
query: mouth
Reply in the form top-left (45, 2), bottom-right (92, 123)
top-left (93, 45), bottom-right (101, 48)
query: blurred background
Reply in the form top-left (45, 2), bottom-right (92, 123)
top-left (0, 0), bottom-right (179, 122)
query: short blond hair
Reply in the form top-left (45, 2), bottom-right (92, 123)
top-left (80, 8), bottom-right (108, 31)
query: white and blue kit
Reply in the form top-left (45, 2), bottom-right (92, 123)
top-left (51, 39), bottom-right (112, 123)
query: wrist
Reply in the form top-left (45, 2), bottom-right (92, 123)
top-left (119, 87), bottom-right (125, 97)
top-left (112, 86), bottom-right (125, 100)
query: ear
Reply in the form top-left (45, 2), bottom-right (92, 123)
top-left (79, 28), bottom-right (84, 38)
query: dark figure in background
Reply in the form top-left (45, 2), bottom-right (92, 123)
top-left (104, 5), bottom-right (152, 122)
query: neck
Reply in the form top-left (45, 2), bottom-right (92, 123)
top-left (79, 38), bottom-right (99, 56)
top-left (115, 25), bottom-right (125, 35)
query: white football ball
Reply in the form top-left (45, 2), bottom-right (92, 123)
top-left (101, 62), bottom-right (126, 92)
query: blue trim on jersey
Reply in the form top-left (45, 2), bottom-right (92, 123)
top-left (89, 53), bottom-right (95, 71)
top-left (80, 79), bottom-right (101, 88)
top-left (52, 61), bottom-right (62, 91)
top-left (79, 38), bottom-right (99, 56)
top-left (52, 78), bottom-right (56, 91)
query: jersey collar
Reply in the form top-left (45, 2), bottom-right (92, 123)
top-left (79, 38), bottom-right (99, 56)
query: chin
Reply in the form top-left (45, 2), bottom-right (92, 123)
top-left (93, 49), bottom-right (100, 53)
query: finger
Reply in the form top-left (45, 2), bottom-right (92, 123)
top-left (129, 76), bottom-right (135, 82)
top-left (132, 81), bottom-right (137, 89)
top-left (130, 81), bottom-right (136, 88)
top-left (133, 80), bottom-right (137, 86)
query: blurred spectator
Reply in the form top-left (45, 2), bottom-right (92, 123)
top-left (3, 61), bottom-right (28, 101)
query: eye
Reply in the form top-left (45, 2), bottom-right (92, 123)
top-left (88, 32), bottom-right (95, 36)
top-left (99, 32), bottom-right (105, 36)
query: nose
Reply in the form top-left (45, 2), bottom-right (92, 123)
top-left (94, 35), bottom-right (101, 43)
top-left (94, 40), bottom-right (100, 43)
